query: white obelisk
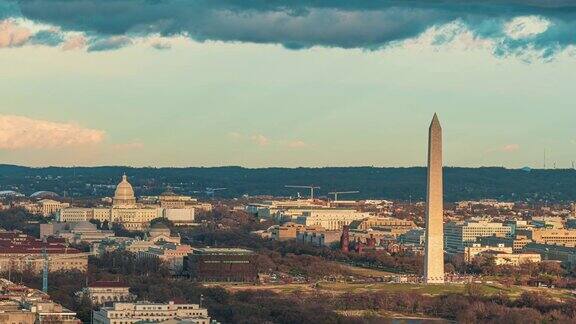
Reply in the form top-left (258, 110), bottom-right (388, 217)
top-left (424, 113), bottom-right (445, 284)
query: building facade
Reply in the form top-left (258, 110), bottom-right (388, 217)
top-left (295, 209), bottom-right (371, 230)
top-left (0, 232), bottom-right (88, 274)
top-left (444, 220), bottom-right (512, 254)
top-left (92, 301), bottom-right (210, 324)
top-left (78, 281), bottom-right (135, 305)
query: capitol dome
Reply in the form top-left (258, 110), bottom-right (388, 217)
top-left (113, 174), bottom-right (136, 207)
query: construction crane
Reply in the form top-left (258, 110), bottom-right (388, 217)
top-left (285, 185), bottom-right (320, 200)
top-left (42, 247), bottom-right (48, 293)
top-left (6, 251), bottom-right (92, 294)
top-left (328, 191), bottom-right (359, 201)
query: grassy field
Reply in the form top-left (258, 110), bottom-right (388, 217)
top-left (314, 281), bottom-right (520, 296)
top-left (221, 281), bottom-right (524, 297)
top-left (216, 263), bottom-right (574, 300)
top-left (337, 263), bottom-right (397, 277)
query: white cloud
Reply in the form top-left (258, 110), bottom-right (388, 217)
top-left (504, 16), bottom-right (550, 40)
top-left (287, 140), bottom-right (307, 148)
top-left (251, 134), bottom-right (269, 147)
top-left (112, 141), bottom-right (144, 151)
top-left (0, 115), bottom-right (106, 150)
top-left (62, 35), bottom-right (86, 51)
top-left (400, 21), bottom-right (493, 52)
top-left (501, 144), bottom-right (520, 152)
top-left (230, 132), bottom-right (307, 149)
top-left (0, 20), bottom-right (32, 48)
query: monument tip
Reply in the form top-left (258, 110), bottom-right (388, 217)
top-left (430, 113), bottom-right (441, 128)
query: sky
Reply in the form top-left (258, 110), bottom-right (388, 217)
top-left (1, 0), bottom-right (576, 168)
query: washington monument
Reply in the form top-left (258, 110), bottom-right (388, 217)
top-left (424, 113), bottom-right (445, 284)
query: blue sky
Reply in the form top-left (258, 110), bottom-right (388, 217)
top-left (1, 1), bottom-right (576, 168)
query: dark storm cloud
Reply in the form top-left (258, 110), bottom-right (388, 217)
top-left (3, 0), bottom-right (576, 55)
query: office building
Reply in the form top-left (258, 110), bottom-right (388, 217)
top-left (444, 220), bottom-right (512, 254)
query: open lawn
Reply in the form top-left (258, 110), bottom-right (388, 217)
top-left (220, 281), bottom-right (524, 297)
top-left (314, 282), bottom-right (520, 296)
top-left (217, 279), bottom-right (576, 301)
top-left (337, 263), bottom-right (396, 277)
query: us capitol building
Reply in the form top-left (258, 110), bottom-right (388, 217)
top-left (57, 175), bottom-right (196, 230)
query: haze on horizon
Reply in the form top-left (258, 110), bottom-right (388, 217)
top-left (1, 0), bottom-right (576, 169)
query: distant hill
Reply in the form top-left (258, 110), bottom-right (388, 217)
top-left (0, 164), bottom-right (574, 202)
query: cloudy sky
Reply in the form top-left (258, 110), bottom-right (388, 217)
top-left (1, 0), bottom-right (576, 168)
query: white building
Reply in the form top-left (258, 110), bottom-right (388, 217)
top-left (58, 176), bottom-right (201, 231)
top-left (58, 175), bottom-right (161, 231)
top-left (444, 220), bottom-right (512, 254)
top-left (77, 281), bottom-right (135, 305)
top-left (92, 301), bottom-right (210, 324)
top-left (295, 209), bottom-right (371, 230)
top-left (162, 208), bottom-right (195, 226)
top-left (40, 221), bottom-right (116, 244)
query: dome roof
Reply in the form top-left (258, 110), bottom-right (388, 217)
top-left (113, 174), bottom-right (136, 207)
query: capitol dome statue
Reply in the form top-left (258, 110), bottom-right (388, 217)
top-left (113, 174), bottom-right (136, 208)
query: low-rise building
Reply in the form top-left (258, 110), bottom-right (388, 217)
top-left (398, 228), bottom-right (425, 246)
top-left (477, 250), bottom-right (541, 266)
top-left (463, 243), bottom-right (513, 262)
top-left (478, 235), bottom-right (532, 253)
top-left (270, 222), bottom-right (307, 241)
top-left (92, 301), bottom-right (210, 324)
top-left (77, 281), bottom-right (135, 305)
top-left (139, 243), bottom-right (193, 274)
top-left (296, 227), bottom-right (341, 247)
top-left (531, 216), bottom-right (564, 229)
top-left (0, 278), bottom-right (81, 323)
top-left (349, 216), bottom-right (415, 232)
top-left (0, 232), bottom-right (89, 273)
top-left (523, 243), bottom-right (576, 263)
top-left (296, 209), bottom-right (371, 230)
top-left (29, 300), bottom-right (81, 323)
top-left (40, 221), bottom-right (116, 244)
top-left (521, 228), bottom-right (576, 247)
top-left (21, 199), bottom-right (70, 217)
top-left (124, 223), bottom-right (182, 253)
